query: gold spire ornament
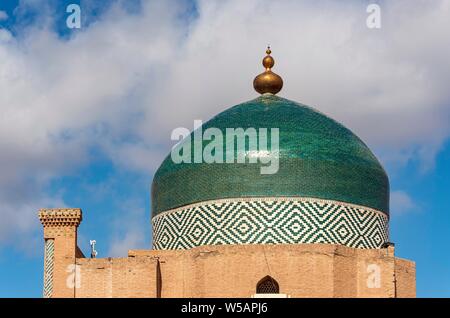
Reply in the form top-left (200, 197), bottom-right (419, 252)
top-left (253, 46), bottom-right (283, 95)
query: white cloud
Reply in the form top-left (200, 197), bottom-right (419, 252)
top-left (107, 198), bottom-right (149, 257)
top-left (0, 0), bottom-right (450, 249)
top-left (135, 0), bottom-right (450, 171)
top-left (0, 28), bottom-right (12, 42)
top-left (390, 190), bottom-right (418, 216)
top-left (108, 231), bottom-right (145, 257)
top-left (0, 193), bottom-right (65, 252)
top-left (0, 11), bottom-right (8, 21)
top-left (0, 0), bottom-right (184, 248)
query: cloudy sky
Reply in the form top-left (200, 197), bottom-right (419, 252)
top-left (0, 0), bottom-right (449, 297)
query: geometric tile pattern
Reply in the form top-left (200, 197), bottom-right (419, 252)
top-left (43, 239), bottom-right (55, 298)
top-left (152, 197), bottom-right (389, 250)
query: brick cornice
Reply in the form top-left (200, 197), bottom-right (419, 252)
top-left (39, 208), bottom-right (82, 227)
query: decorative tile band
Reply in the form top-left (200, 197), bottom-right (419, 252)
top-left (43, 239), bottom-right (55, 298)
top-left (152, 197), bottom-right (389, 250)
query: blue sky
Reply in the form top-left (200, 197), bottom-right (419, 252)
top-left (0, 0), bottom-right (449, 297)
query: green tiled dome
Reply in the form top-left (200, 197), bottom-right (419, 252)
top-left (152, 94), bottom-right (389, 217)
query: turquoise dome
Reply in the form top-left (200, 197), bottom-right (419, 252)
top-left (152, 94), bottom-right (389, 217)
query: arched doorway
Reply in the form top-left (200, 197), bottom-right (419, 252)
top-left (256, 275), bottom-right (279, 294)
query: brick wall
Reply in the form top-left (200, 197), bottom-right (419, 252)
top-left (394, 258), bottom-right (417, 298)
top-left (72, 244), bottom-right (416, 298)
top-left (39, 208), bottom-right (415, 298)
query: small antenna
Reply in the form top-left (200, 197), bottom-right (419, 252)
top-left (90, 240), bottom-right (98, 258)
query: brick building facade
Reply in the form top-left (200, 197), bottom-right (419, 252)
top-left (39, 208), bottom-right (415, 298)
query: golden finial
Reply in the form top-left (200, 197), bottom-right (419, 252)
top-left (253, 46), bottom-right (283, 95)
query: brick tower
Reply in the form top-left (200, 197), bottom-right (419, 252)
top-left (39, 208), bottom-right (83, 298)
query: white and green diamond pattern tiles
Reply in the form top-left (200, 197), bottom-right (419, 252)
top-left (43, 239), bottom-right (55, 298)
top-left (152, 198), bottom-right (389, 250)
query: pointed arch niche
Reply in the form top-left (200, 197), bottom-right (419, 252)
top-left (256, 276), bottom-right (279, 294)
top-left (252, 276), bottom-right (290, 298)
